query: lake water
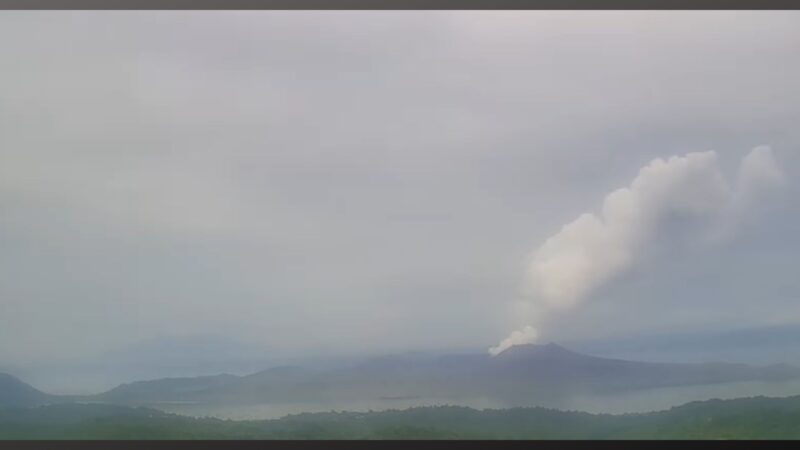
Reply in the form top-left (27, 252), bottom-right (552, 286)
top-left (155, 378), bottom-right (800, 420)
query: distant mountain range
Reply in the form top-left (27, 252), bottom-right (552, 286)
top-left (8, 334), bottom-right (281, 394)
top-left (13, 324), bottom-right (800, 395)
top-left (4, 343), bottom-right (800, 410)
top-left (92, 343), bottom-right (800, 407)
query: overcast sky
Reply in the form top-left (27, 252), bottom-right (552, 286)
top-left (1, 11), bottom-right (799, 364)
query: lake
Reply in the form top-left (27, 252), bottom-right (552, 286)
top-left (155, 378), bottom-right (800, 420)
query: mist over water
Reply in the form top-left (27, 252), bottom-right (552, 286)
top-left (558, 379), bottom-right (800, 415)
top-left (155, 379), bottom-right (800, 420)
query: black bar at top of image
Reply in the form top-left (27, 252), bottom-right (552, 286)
top-left (0, 0), bottom-right (800, 9)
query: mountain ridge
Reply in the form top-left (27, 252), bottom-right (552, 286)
top-left (84, 343), bottom-right (800, 407)
top-left (0, 373), bottom-right (54, 407)
top-left (5, 343), bottom-right (800, 409)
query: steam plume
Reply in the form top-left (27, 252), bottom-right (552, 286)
top-left (488, 325), bottom-right (538, 356)
top-left (490, 146), bottom-right (786, 355)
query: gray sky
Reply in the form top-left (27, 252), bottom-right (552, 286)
top-left (1, 11), bottom-right (799, 364)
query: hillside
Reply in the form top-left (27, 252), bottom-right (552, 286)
top-left (5, 395), bottom-right (800, 439)
top-left (0, 373), bottom-right (53, 407)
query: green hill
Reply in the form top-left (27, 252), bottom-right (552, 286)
top-left (4, 394), bottom-right (800, 439)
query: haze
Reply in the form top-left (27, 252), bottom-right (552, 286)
top-left (1, 11), bottom-right (799, 372)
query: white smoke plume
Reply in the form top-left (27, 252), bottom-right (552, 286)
top-left (488, 325), bottom-right (538, 356)
top-left (490, 146), bottom-right (786, 355)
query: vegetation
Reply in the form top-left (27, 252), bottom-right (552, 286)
top-left (4, 394), bottom-right (800, 439)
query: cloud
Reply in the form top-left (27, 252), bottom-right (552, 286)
top-left (491, 146), bottom-right (787, 354)
top-left (734, 145), bottom-right (788, 208)
top-left (1, 12), bottom-right (799, 364)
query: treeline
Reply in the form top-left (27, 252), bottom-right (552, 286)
top-left (3, 395), bottom-right (800, 439)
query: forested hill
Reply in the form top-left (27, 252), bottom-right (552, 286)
top-left (4, 394), bottom-right (800, 439)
